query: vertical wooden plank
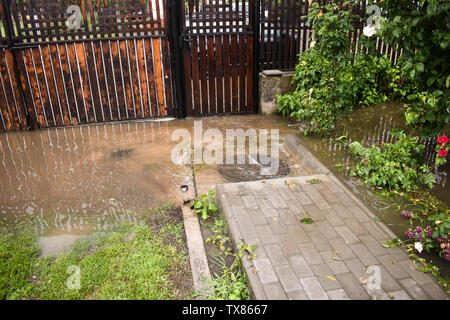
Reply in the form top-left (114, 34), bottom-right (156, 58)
top-left (239, 34), bottom-right (246, 112)
top-left (41, 46), bottom-right (63, 126)
top-left (231, 35), bottom-right (238, 113)
top-left (0, 52), bottom-right (19, 130)
top-left (58, 44), bottom-right (79, 125)
top-left (66, 43), bottom-right (87, 124)
top-left (118, 40), bottom-right (132, 119)
top-left (191, 37), bottom-right (201, 115)
top-left (84, 42), bottom-right (104, 122)
top-left (152, 38), bottom-right (166, 117)
top-left (215, 36), bottom-right (223, 114)
top-left (0, 53), bottom-right (12, 130)
top-left (49, 45), bottom-right (71, 126)
top-left (144, 39), bottom-right (158, 118)
top-left (223, 35), bottom-right (231, 113)
top-left (207, 37), bottom-right (216, 114)
top-left (111, 40), bottom-right (127, 120)
top-left (32, 46), bottom-right (55, 127)
top-left (93, 41), bottom-right (113, 122)
top-left (5, 50), bottom-right (28, 129)
top-left (129, 39), bottom-right (143, 119)
top-left (136, 39), bottom-right (150, 118)
top-left (15, 50), bottom-right (38, 129)
top-left (247, 36), bottom-right (254, 112)
top-left (199, 36), bottom-right (208, 115)
top-left (183, 43), bottom-right (193, 116)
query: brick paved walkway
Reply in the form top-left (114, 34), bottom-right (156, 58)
top-left (217, 174), bottom-right (448, 300)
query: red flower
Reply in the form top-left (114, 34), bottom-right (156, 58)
top-left (437, 135), bottom-right (449, 144)
top-left (438, 150), bottom-right (448, 157)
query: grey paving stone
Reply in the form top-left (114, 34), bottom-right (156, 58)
top-left (287, 290), bottom-right (310, 300)
top-left (261, 206), bottom-right (279, 218)
top-left (342, 218), bottom-right (368, 236)
top-left (379, 265), bottom-right (402, 292)
top-left (324, 181), bottom-right (343, 194)
top-left (295, 191), bottom-right (313, 206)
top-left (265, 244), bottom-right (288, 266)
top-left (290, 255), bottom-right (314, 278)
top-left (274, 265), bottom-right (303, 293)
top-left (335, 273), bottom-right (370, 300)
top-left (278, 185), bottom-right (298, 201)
top-left (320, 251), bottom-right (350, 275)
top-left (333, 192), bottom-right (354, 205)
top-left (299, 242), bottom-right (324, 265)
top-left (246, 208), bottom-right (267, 226)
top-left (301, 184), bottom-right (332, 210)
top-left (279, 209), bottom-right (297, 225)
top-left (310, 263), bottom-right (341, 291)
top-left (421, 281), bottom-right (449, 300)
top-left (287, 224), bottom-right (310, 244)
top-left (263, 282), bottom-right (288, 300)
top-left (309, 233), bottom-right (333, 251)
top-left (377, 254), bottom-right (409, 280)
top-left (315, 220), bottom-right (340, 240)
top-left (285, 199), bottom-right (304, 217)
top-left (231, 205), bottom-right (248, 218)
top-left (399, 278), bottom-right (430, 300)
top-left (350, 243), bottom-right (379, 266)
top-left (348, 206), bottom-right (371, 222)
top-left (388, 289), bottom-right (411, 300)
top-left (335, 225), bottom-right (360, 245)
top-left (241, 195), bottom-right (259, 209)
top-left (253, 258), bottom-right (278, 285)
top-left (359, 235), bottom-right (387, 256)
top-left (334, 205), bottom-right (354, 219)
top-left (318, 189), bottom-right (341, 204)
top-left (236, 216), bottom-right (258, 242)
top-left (362, 221), bottom-right (390, 241)
top-left (269, 194), bottom-right (288, 209)
top-left (327, 289), bottom-right (350, 300)
top-left (329, 238), bottom-right (356, 260)
top-left (255, 225), bottom-right (277, 245)
top-left (279, 234), bottom-right (301, 256)
top-left (398, 259), bottom-right (433, 286)
top-left (322, 209), bottom-right (345, 226)
top-left (303, 204), bottom-right (326, 221)
top-left (344, 258), bottom-right (368, 285)
top-left (268, 215), bottom-right (288, 235)
top-left (299, 277), bottom-right (329, 300)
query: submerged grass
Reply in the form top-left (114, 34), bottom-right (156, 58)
top-left (0, 205), bottom-right (193, 300)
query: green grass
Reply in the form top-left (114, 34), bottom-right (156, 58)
top-left (0, 210), bottom-right (193, 300)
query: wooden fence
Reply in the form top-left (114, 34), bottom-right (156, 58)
top-left (0, 0), bottom-right (173, 132)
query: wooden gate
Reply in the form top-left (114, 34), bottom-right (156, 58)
top-left (180, 0), bottom-right (258, 116)
top-left (0, 0), bottom-right (174, 131)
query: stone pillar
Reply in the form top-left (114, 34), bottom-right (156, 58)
top-left (259, 70), bottom-right (295, 115)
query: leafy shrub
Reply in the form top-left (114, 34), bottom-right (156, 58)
top-left (278, 1), bottom-right (399, 136)
top-left (376, 0), bottom-right (450, 135)
top-left (190, 190), bottom-right (218, 220)
top-left (348, 130), bottom-right (435, 191)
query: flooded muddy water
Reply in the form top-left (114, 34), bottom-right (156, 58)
top-left (0, 115), bottom-right (300, 253)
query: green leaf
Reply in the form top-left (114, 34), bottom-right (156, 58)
top-left (300, 218), bottom-right (314, 224)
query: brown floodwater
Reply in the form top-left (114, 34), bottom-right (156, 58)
top-left (0, 115), bottom-right (300, 254)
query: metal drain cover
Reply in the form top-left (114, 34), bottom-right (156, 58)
top-left (218, 154), bottom-right (290, 182)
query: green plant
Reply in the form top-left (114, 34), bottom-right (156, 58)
top-left (278, 1), bottom-right (399, 136)
top-left (376, 0), bottom-right (450, 135)
top-left (190, 190), bottom-right (218, 220)
top-left (348, 130), bottom-right (435, 191)
top-left (205, 219), bottom-right (230, 252)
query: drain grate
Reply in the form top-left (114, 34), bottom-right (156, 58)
top-left (218, 154), bottom-right (290, 182)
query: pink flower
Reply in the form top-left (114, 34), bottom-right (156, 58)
top-left (437, 136), bottom-right (448, 144)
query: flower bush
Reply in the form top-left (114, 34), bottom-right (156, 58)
top-left (435, 135), bottom-right (449, 166)
top-left (348, 130), bottom-right (436, 191)
top-left (277, 1), bottom-right (399, 136)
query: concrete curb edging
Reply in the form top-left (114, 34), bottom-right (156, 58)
top-left (181, 205), bottom-right (212, 297)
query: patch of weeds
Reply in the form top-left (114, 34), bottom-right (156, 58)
top-left (196, 190), bottom-right (253, 300)
top-left (190, 190), bottom-right (218, 220)
top-left (144, 164), bottom-right (160, 172)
